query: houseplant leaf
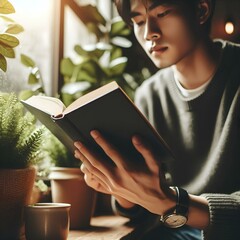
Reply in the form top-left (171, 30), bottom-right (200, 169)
top-left (110, 46), bottom-right (122, 61)
top-left (109, 57), bottom-right (127, 75)
top-left (77, 59), bottom-right (106, 82)
top-left (0, 0), bottom-right (15, 14)
top-left (0, 53), bottom-right (7, 71)
top-left (110, 17), bottom-right (131, 37)
top-left (18, 89), bottom-right (35, 100)
top-left (60, 58), bottom-right (75, 77)
top-left (0, 43), bottom-right (14, 58)
top-left (28, 73), bottom-right (39, 84)
top-left (0, 33), bottom-right (19, 47)
top-left (5, 23), bottom-right (24, 34)
top-left (0, 15), bottom-right (14, 22)
top-left (21, 54), bottom-right (36, 67)
top-left (75, 43), bottom-right (111, 59)
top-left (110, 17), bottom-right (127, 36)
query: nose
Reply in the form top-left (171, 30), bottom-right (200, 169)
top-left (144, 18), bottom-right (161, 41)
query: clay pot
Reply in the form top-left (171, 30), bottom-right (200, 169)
top-left (0, 167), bottom-right (36, 239)
top-left (49, 167), bottom-right (96, 229)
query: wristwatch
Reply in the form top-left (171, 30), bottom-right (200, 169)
top-left (160, 186), bottom-right (189, 228)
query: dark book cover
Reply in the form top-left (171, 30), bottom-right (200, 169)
top-left (22, 82), bottom-right (172, 164)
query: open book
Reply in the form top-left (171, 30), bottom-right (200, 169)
top-left (22, 81), bottom-right (172, 163)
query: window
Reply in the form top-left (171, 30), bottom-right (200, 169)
top-left (5, 0), bottom-right (53, 95)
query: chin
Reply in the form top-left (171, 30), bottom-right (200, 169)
top-left (151, 59), bottom-right (173, 69)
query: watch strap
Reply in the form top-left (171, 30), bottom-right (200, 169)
top-left (173, 186), bottom-right (189, 216)
top-left (160, 186), bottom-right (189, 228)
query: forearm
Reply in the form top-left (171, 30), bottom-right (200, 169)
top-left (187, 194), bottom-right (210, 229)
top-left (114, 190), bottom-right (210, 230)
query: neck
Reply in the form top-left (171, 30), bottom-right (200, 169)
top-left (173, 38), bottom-right (222, 90)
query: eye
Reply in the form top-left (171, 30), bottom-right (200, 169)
top-left (135, 20), bottom-right (145, 26)
top-left (131, 17), bottom-right (145, 27)
top-left (157, 9), bottom-right (171, 18)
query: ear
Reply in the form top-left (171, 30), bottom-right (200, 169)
top-left (197, 0), bottom-right (212, 25)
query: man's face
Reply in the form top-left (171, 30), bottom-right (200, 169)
top-left (130, 0), bottom-right (200, 68)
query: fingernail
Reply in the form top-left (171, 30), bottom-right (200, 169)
top-left (74, 141), bottom-right (82, 149)
top-left (132, 135), bottom-right (142, 145)
top-left (90, 130), bottom-right (99, 139)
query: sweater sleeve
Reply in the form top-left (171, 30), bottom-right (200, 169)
top-left (201, 191), bottom-right (240, 240)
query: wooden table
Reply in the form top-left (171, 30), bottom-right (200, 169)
top-left (67, 215), bottom-right (155, 240)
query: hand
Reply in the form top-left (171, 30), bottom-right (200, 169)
top-left (74, 130), bottom-right (176, 215)
top-left (76, 145), bottom-right (136, 209)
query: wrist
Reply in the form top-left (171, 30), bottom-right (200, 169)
top-left (114, 196), bottom-right (136, 209)
top-left (160, 186), bottom-right (190, 228)
top-left (161, 186), bottom-right (177, 215)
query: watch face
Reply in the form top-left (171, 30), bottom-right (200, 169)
top-left (164, 214), bottom-right (187, 228)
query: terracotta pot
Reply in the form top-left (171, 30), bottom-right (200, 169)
top-left (0, 167), bottom-right (36, 240)
top-left (49, 167), bottom-right (96, 229)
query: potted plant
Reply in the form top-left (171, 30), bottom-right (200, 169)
top-left (42, 131), bottom-right (96, 230)
top-left (0, 92), bottom-right (45, 239)
top-left (60, 6), bottom-right (150, 106)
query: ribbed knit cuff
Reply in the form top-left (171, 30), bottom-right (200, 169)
top-left (201, 192), bottom-right (240, 240)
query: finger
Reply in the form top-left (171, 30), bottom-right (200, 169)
top-left (75, 139), bottom-right (117, 177)
top-left (132, 135), bottom-right (160, 173)
top-left (81, 164), bottom-right (111, 194)
top-left (90, 130), bottom-right (126, 169)
top-left (75, 144), bottom-right (114, 192)
top-left (74, 148), bottom-right (88, 163)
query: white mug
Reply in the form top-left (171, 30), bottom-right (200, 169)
top-left (24, 203), bottom-right (71, 240)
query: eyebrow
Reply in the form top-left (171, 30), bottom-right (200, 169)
top-left (130, 1), bottom-right (170, 19)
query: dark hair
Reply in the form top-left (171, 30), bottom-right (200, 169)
top-left (114, 0), bottom-right (216, 34)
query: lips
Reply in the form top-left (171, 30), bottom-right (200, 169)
top-left (150, 46), bottom-right (168, 54)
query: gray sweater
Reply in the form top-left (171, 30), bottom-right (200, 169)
top-left (113, 40), bottom-right (240, 239)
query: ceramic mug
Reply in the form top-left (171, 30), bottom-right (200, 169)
top-left (24, 203), bottom-right (71, 240)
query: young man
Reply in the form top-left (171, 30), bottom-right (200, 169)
top-left (74, 0), bottom-right (240, 239)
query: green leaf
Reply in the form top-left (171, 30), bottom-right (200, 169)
top-left (74, 45), bottom-right (87, 56)
top-left (28, 73), bottom-right (39, 84)
top-left (0, 43), bottom-right (14, 58)
top-left (0, 0), bottom-right (15, 14)
top-left (110, 46), bottom-right (122, 61)
top-left (18, 90), bottom-right (35, 100)
top-left (6, 23), bottom-right (24, 34)
top-left (110, 17), bottom-right (131, 37)
top-left (60, 58), bottom-right (75, 77)
top-left (110, 17), bottom-right (126, 35)
top-left (75, 43), bottom-right (111, 58)
top-left (0, 34), bottom-right (19, 47)
top-left (75, 59), bottom-right (106, 82)
top-left (0, 53), bottom-right (7, 72)
top-left (117, 28), bottom-right (132, 37)
top-left (109, 57), bottom-right (128, 75)
top-left (76, 70), bottom-right (97, 83)
top-left (20, 54), bottom-right (36, 67)
top-left (0, 15), bottom-right (14, 22)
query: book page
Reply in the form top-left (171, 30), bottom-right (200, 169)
top-left (63, 81), bottom-right (119, 114)
top-left (24, 95), bottom-right (66, 116)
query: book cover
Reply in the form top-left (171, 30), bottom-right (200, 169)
top-left (21, 81), bottom-right (172, 163)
